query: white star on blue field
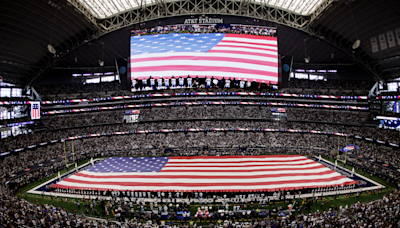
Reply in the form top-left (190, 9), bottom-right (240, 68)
top-left (130, 33), bottom-right (225, 55)
top-left (86, 157), bottom-right (170, 173)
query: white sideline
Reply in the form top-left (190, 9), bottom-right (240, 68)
top-left (27, 158), bottom-right (104, 196)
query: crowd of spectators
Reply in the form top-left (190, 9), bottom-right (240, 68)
top-left (2, 186), bottom-right (399, 227)
top-left (36, 81), bottom-right (121, 100)
top-left (257, 191), bottom-right (400, 228)
top-left (39, 106), bottom-right (370, 129)
top-left (1, 143), bottom-right (399, 227)
top-left (2, 99), bottom-right (400, 227)
top-left (2, 121), bottom-right (400, 186)
top-left (139, 106), bottom-right (369, 124)
top-left (0, 186), bottom-right (115, 227)
top-left (285, 108), bottom-right (369, 124)
top-left (139, 106), bottom-right (271, 120)
top-left (42, 110), bottom-right (125, 129)
top-left (3, 121), bottom-right (400, 152)
top-left (2, 120), bottom-right (399, 155)
top-left (287, 79), bottom-right (374, 92)
top-left (3, 22), bottom-right (397, 228)
top-left (0, 128), bottom-right (399, 227)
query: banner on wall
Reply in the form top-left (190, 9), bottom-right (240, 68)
top-left (339, 144), bottom-right (359, 153)
top-left (387, 31), bottom-right (396, 48)
top-left (43, 102), bottom-right (369, 115)
top-left (39, 92), bottom-right (368, 105)
top-left (371, 37), bottom-right (379, 53)
top-left (125, 110), bottom-right (140, 115)
top-left (271, 108), bottom-right (286, 112)
top-left (30, 102), bottom-right (40, 120)
top-left (378, 34), bottom-right (388, 51)
top-left (395, 28), bottom-right (400, 46)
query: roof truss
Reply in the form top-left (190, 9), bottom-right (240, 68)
top-left (27, 0), bottom-right (383, 86)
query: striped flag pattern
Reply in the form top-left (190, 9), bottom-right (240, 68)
top-left (30, 102), bottom-right (40, 120)
top-left (130, 33), bottom-right (278, 84)
top-left (52, 155), bottom-right (357, 192)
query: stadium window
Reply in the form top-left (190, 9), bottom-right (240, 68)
top-left (309, 74), bottom-right (318, 80)
top-left (11, 126), bottom-right (21, 136)
top-left (85, 78), bottom-right (100, 84)
top-left (12, 106), bottom-right (24, 118)
top-left (1, 130), bottom-right (11, 139)
top-left (115, 74), bottom-right (120, 80)
top-left (101, 76), bottom-right (115, 82)
top-left (0, 88), bottom-right (11, 97)
top-left (388, 82), bottom-right (399, 92)
top-left (290, 72), bottom-right (295, 78)
top-left (309, 74), bottom-right (325, 81)
top-left (11, 88), bottom-right (21, 97)
top-left (295, 73), bottom-right (308, 79)
top-left (0, 108), bottom-right (7, 120)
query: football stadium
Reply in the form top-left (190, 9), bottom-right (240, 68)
top-left (1, 0), bottom-right (400, 227)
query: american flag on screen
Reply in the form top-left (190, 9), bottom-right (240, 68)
top-left (130, 33), bottom-right (278, 84)
top-left (30, 102), bottom-right (40, 120)
top-left (52, 155), bottom-right (357, 191)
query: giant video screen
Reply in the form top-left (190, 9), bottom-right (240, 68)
top-left (130, 32), bottom-right (278, 84)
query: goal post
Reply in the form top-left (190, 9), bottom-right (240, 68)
top-left (336, 135), bottom-right (348, 164)
top-left (63, 139), bottom-right (76, 168)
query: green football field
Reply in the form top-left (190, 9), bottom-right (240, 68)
top-left (18, 155), bottom-right (395, 223)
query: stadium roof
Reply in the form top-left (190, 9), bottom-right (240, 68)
top-left (80, 0), bottom-right (325, 19)
top-left (1, 0), bottom-right (400, 85)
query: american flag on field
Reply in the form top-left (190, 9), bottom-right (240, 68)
top-left (30, 102), bottom-right (40, 120)
top-left (52, 155), bottom-right (357, 191)
top-left (130, 33), bottom-right (278, 84)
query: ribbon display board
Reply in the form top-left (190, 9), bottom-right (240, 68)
top-left (40, 92), bottom-right (368, 105)
top-left (43, 101), bottom-right (368, 115)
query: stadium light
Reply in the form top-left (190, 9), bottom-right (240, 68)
top-left (352, 39), bottom-right (361, 49)
top-left (47, 44), bottom-right (56, 54)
